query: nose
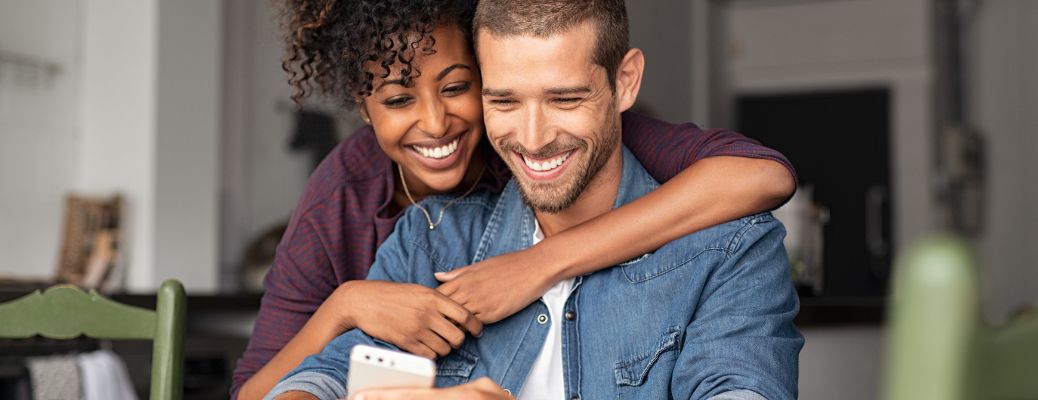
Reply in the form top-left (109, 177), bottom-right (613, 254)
top-left (416, 97), bottom-right (448, 137)
top-left (516, 104), bottom-right (554, 153)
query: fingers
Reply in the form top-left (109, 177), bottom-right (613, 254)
top-left (436, 279), bottom-right (459, 296)
top-left (427, 314), bottom-right (468, 349)
top-left (417, 329), bottom-right (453, 357)
top-left (434, 294), bottom-right (484, 337)
top-left (396, 338), bottom-right (437, 360)
top-left (354, 387), bottom-right (438, 400)
top-left (434, 268), bottom-right (464, 282)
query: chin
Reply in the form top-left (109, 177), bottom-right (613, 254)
top-left (423, 168), bottom-right (469, 193)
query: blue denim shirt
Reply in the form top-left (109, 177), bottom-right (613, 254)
top-left (267, 146), bottom-right (803, 400)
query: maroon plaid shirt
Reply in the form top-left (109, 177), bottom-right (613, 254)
top-left (230, 111), bottom-right (795, 398)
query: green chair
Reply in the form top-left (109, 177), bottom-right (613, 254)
top-left (884, 235), bottom-right (1038, 400)
top-left (0, 279), bottom-right (185, 400)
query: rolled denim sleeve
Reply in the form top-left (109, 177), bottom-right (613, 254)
top-left (670, 214), bottom-right (804, 400)
top-left (264, 214), bottom-right (421, 399)
top-left (709, 390), bottom-right (768, 400)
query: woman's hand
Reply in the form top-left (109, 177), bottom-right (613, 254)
top-left (336, 280), bottom-right (484, 359)
top-left (435, 247), bottom-right (557, 324)
top-left (354, 377), bottom-right (513, 400)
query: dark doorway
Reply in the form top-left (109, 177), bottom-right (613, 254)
top-left (737, 88), bottom-right (894, 298)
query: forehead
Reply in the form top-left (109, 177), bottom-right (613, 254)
top-left (476, 23), bottom-right (603, 92)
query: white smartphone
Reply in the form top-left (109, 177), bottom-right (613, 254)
top-left (346, 345), bottom-right (436, 399)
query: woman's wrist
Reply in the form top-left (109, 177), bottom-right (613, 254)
top-left (530, 233), bottom-right (581, 283)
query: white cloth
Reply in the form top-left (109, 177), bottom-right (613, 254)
top-left (26, 354), bottom-right (80, 400)
top-left (518, 220), bottom-right (575, 400)
top-left (77, 349), bottom-right (138, 400)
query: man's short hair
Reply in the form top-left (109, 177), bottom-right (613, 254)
top-left (473, 0), bottom-right (630, 91)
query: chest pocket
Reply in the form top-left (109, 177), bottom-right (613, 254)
top-left (620, 244), bottom-right (722, 283)
top-left (435, 346), bottom-right (479, 386)
top-left (614, 326), bottom-right (683, 397)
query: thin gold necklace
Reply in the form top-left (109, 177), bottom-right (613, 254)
top-left (398, 163), bottom-right (486, 230)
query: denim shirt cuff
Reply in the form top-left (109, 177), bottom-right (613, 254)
top-left (263, 372), bottom-right (347, 400)
top-left (708, 389), bottom-right (768, 400)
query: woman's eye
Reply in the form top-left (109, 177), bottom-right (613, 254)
top-left (382, 96), bottom-right (413, 108)
top-left (442, 82), bottom-right (471, 96)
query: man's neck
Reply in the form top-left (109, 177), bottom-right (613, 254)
top-left (535, 145), bottom-right (624, 237)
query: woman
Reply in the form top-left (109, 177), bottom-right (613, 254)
top-left (233, 0), bottom-right (797, 398)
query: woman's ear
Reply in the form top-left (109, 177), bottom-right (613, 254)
top-left (358, 102), bottom-right (372, 125)
top-left (614, 48), bottom-right (645, 113)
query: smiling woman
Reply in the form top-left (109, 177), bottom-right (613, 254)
top-left (359, 26), bottom-right (486, 198)
top-left (233, 0), bottom-right (798, 398)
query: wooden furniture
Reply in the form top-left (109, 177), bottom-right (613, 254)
top-left (0, 280), bottom-right (185, 400)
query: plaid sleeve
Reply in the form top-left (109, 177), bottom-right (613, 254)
top-left (230, 218), bottom-right (340, 399)
top-left (621, 111), bottom-right (797, 185)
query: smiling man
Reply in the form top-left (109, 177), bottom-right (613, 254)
top-left (266, 1), bottom-right (802, 399)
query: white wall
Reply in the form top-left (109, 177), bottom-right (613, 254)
top-left (245, 2), bottom-right (312, 240)
top-left (969, 0), bottom-right (1038, 322)
top-left (0, 0), bottom-right (82, 279)
top-left (1, 0), bottom-right (222, 292)
top-left (627, 0), bottom-right (694, 123)
top-left (78, 0), bottom-right (161, 290)
top-left (154, 0), bottom-right (222, 292)
top-left (79, 0), bottom-right (222, 293)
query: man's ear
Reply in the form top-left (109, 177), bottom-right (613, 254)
top-left (614, 48), bottom-right (645, 112)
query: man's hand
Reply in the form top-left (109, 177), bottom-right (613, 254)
top-left (336, 280), bottom-right (483, 359)
top-left (435, 248), bottom-right (556, 324)
top-left (354, 377), bottom-right (514, 400)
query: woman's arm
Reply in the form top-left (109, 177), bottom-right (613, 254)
top-left (237, 285), bottom-right (352, 400)
top-left (238, 280), bottom-right (483, 400)
top-left (437, 115), bottom-right (796, 323)
top-left (437, 156), bottom-right (793, 322)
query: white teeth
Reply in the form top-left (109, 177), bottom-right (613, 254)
top-left (413, 139), bottom-right (460, 159)
top-left (522, 151), bottom-right (570, 172)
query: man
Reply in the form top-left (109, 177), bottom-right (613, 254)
top-left (267, 0), bottom-right (802, 399)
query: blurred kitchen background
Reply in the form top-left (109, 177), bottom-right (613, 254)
top-left (1, 0), bottom-right (1035, 399)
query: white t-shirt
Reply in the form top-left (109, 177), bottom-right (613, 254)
top-left (518, 220), bottom-right (575, 400)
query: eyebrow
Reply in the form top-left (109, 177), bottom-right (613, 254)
top-left (375, 79), bottom-right (405, 91)
top-left (546, 86), bottom-right (592, 95)
top-left (482, 88), bottom-right (513, 97)
top-left (375, 64), bottom-right (471, 91)
top-left (436, 64), bottom-right (470, 81)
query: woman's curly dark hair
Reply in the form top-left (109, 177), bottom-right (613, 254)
top-left (277, 0), bottom-right (477, 108)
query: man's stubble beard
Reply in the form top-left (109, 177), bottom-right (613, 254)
top-left (499, 102), bottom-right (622, 214)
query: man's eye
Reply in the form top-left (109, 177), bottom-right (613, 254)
top-left (442, 82), bottom-right (471, 96)
top-left (488, 99), bottom-right (518, 106)
top-left (382, 96), bottom-right (413, 108)
top-left (554, 97), bottom-right (581, 104)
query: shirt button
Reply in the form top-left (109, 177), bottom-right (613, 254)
top-left (570, 395), bottom-right (580, 400)
top-left (504, 389), bottom-right (512, 395)
top-left (537, 314), bottom-right (548, 324)
top-left (564, 310), bottom-right (576, 321)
